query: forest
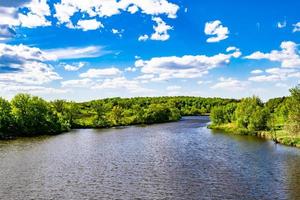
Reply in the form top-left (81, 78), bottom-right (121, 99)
top-left (1, 85), bottom-right (299, 148)
top-left (0, 94), bottom-right (236, 138)
top-left (210, 85), bottom-right (300, 147)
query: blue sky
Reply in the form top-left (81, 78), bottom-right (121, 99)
top-left (0, 0), bottom-right (299, 101)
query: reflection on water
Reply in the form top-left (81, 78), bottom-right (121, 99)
top-left (0, 116), bottom-right (300, 199)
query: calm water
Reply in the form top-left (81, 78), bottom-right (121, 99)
top-left (0, 116), bottom-right (300, 200)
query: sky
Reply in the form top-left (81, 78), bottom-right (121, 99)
top-left (0, 0), bottom-right (299, 101)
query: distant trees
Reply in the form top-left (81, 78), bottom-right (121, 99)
top-left (9, 90), bottom-right (300, 139)
top-left (210, 85), bottom-right (300, 138)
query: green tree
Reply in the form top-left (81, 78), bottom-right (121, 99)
top-left (11, 94), bottom-right (66, 135)
top-left (235, 96), bottom-right (269, 131)
top-left (286, 85), bottom-right (300, 136)
top-left (0, 98), bottom-right (14, 134)
top-left (109, 106), bottom-right (123, 125)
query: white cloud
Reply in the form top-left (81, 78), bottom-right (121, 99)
top-left (0, 7), bottom-right (20, 26)
top-left (0, 43), bottom-right (61, 86)
top-left (138, 34), bottom-right (149, 41)
top-left (204, 20), bottom-right (229, 43)
top-left (18, 0), bottom-right (51, 28)
top-left (92, 77), bottom-right (150, 93)
top-left (277, 21), bottom-right (287, 29)
top-left (53, 0), bottom-right (179, 30)
top-left (245, 41), bottom-right (300, 68)
top-left (79, 67), bottom-right (122, 78)
top-left (112, 28), bottom-right (124, 37)
top-left (63, 62), bottom-right (85, 71)
top-left (1, 0), bottom-right (179, 33)
top-left (0, 25), bottom-right (16, 41)
top-left (125, 67), bottom-right (137, 72)
top-left (251, 69), bottom-right (264, 74)
top-left (226, 46), bottom-right (238, 52)
top-left (293, 22), bottom-right (300, 32)
top-left (76, 19), bottom-right (103, 31)
top-left (135, 49), bottom-right (241, 82)
top-left (249, 67), bottom-right (300, 82)
top-left (61, 78), bottom-right (94, 88)
top-left (211, 77), bottom-right (247, 91)
top-left (45, 46), bottom-right (108, 60)
top-left (127, 5), bottom-right (139, 14)
top-left (166, 85), bottom-right (181, 91)
top-left (150, 17), bottom-right (172, 41)
top-left (0, 83), bottom-right (67, 94)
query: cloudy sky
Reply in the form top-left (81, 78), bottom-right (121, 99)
top-left (0, 0), bottom-right (299, 101)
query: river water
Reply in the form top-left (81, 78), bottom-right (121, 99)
top-left (0, 116), bottom-right (300, 200)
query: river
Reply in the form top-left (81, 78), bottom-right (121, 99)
top-left (0, 116), bottom-right (300, 200)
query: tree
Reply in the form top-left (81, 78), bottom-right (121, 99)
top-left (0, 98), bottom-right (14, 134)
top-left (109, 106), bottom-right (123, 125)
top-left (11, 94), bottom-right (66, 135)
top-left (91, 101), bottom-right (109, 127)
top-left (286, 85), bottom-right (300, 136)
top-left (235, 96), bottom-right (269, 131)
top-left (210, 106), bottom-right (226, 125)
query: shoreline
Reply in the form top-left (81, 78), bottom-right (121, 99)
top-left (209, 123), bottom-right (300, 148)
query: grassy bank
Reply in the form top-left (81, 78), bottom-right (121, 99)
top-left (209, 123), bottom-right (300, 148)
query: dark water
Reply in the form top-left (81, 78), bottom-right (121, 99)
top-left (0, 116), bottom-right (300, 200)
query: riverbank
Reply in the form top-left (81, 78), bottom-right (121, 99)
top-left (209, 123), bottom-right (300, 148)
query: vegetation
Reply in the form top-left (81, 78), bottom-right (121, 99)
top-left (0, 94), bottom-right (236, 139)
top-left (210, 85), bottom-right (300, 147)
top-left (1, 85), bottom-right (299, 148)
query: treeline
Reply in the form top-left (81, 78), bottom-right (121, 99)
top-left (0, 94), bottom-right (236, 138)
top-left (210, 85), bottom-right (300, 146)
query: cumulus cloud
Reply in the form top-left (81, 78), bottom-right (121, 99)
top-left (61, 78), bottom-right (94, 88)
top-left (63, 62), bottom-right (85, 71)
top-left (0, 25), bottom-right (16, 40)
top-left (79, 67), bottom-right (122, 78)
top-left (245, 41), bottom-right (300, 68)
top-left (112, 28), bottom-right (124, 37)
top-left (125, 67), bottom-right (137, 72)
top-left (53, 0), bottom-right (179, 31)
top-left (277, 21), bottom-right (287, 29)
top-left (293, 22), bottom-right (300, 32)
top-left (76, 19), bottom-right (103, 31)
top-left (150, 17), bottom-right (172, 41)
top-left (251, 69), bottom-right (264, 74)
top-left (135, 49), bottom-right (241, 82)
top-left (249, 67), bottom-right (300, 82)
top-left (0, 43), bottom-right (61, 86)
top-left (204, 20), bottom-right (229, 43)
top-left (18, 0), bottom-right (51, 28)
top-left (138, 17), bottom-right (172, 41)
top-left (0, 7), bottom-right (20, 27)
top-left (211, 77), bottom-right (248, 91)
top-left (138, 34), bottom-right (149, 41)
top-left (1, 0), bottom-right (179, 33)
top-left (45, 46), bottom-right (109, 60)
top-left (247, 41), bottom-right (300, 83)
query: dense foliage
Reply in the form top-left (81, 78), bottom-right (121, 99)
top-left (210, 85), bottom-right (300, 140)
top-left (0, 95), bottom-right (236, 138)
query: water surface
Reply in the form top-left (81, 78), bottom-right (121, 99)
top-left (0, 116), bottom-right (300, 199)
